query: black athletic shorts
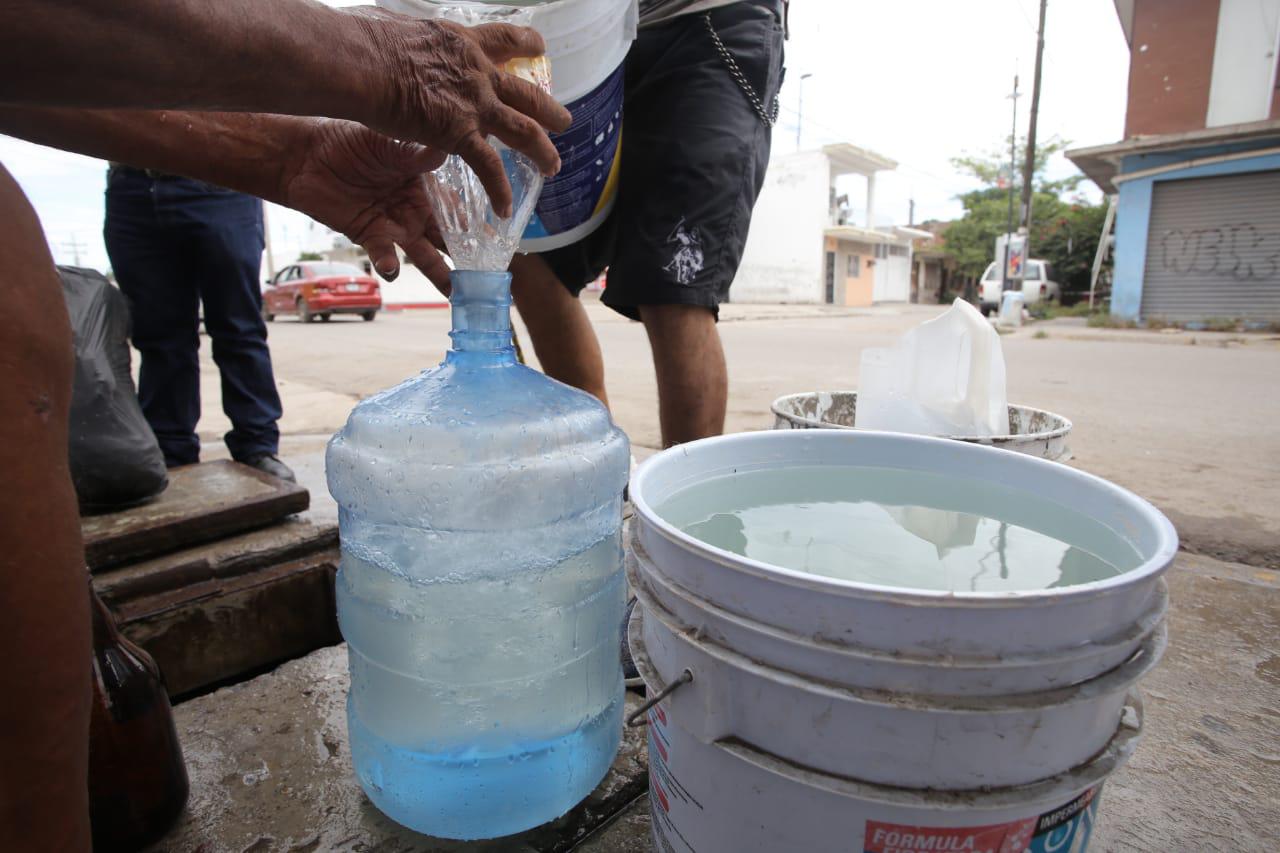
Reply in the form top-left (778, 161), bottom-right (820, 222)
top-left (538, 0), bottom-right (786, 320)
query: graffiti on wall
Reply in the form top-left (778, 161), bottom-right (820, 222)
top-left (1159, 224), bottom-right (1280, 281)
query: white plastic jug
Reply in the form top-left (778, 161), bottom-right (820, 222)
top-left (857, 299), bottom-right (1008, 437)
top-left (999, 290), bottom-right (1026, 327)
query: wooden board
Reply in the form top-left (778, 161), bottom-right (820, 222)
top-left (97, 517), bottom-right (340, 698)
top-left (82, 460), bottom-right (309, 570)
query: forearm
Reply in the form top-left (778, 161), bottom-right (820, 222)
top-left (0, 165), bottom-right (92, 852)
top-left (0, 107), bottom-right (311, 203)
top-left (0, 0), bottom-right (380, 125)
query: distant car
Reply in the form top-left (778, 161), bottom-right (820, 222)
top-left (978, 259), bottom-right (1061, 315)
top-left (263, 261), bottom-right (381, 323)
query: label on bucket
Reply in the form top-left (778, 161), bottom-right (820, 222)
top-left (520, 63), bottom-right (625, 253)
top-left (863, 788), bottom-right (1100, 853)
top-left (649, 708), bottom-right (707, 853)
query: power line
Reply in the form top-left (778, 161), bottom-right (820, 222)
top-left (1007, 0), bottom-right (1038, 33)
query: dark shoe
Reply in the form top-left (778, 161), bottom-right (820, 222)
top-left (621, 597), bottom-right (643, 690)
top-left (239, 453), bottom-right (296, 483)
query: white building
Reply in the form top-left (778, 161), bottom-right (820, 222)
top-left (323, 236), bottom-right (448, 309)
top-left (733, 143), bottom-right (918, 306)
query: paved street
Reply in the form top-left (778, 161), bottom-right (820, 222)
top-left (197, 296), bottom-right (1280, 568)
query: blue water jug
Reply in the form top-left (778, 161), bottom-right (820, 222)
top-left (326, 270), bottom-right (630, 839)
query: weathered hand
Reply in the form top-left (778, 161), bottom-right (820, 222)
top-left (279, 118), bottom-right (451, 288)
top-left (344, 8), bottom-right (571, 218)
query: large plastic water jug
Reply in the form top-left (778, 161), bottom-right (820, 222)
top-left (326, 270), bottom-right (630, 839)
top-left (857, 298), bottom-right (1008, 437)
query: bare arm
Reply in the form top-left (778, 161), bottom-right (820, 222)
top-left (0, 0), bottom-right (376, 118)
top-left (0, 165), bottom-right (92, 852)
top-left (0, 108), bottom-right (309, 207)
top-left (0, 106), bottom-right (453, 283)
top-left (0, 1), bottom-right (571, 215)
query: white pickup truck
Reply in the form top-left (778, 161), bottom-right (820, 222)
top-left (979, 260), bottom-right (1061, 315)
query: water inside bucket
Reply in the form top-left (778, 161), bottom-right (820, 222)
top-left (656, 465), bottom-right (1143, 592)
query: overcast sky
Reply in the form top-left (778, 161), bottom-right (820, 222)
top-left (1, 0), bottom-right (1130, 272)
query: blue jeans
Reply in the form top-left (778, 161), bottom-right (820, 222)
top-left (105, 169), bottom-right (282, 466)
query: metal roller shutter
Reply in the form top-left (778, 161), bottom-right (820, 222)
top-left (1141, 170), bottom-right (1280, 322)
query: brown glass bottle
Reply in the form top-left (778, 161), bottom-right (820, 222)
top-left (88, 582), bottom-right (189, 852)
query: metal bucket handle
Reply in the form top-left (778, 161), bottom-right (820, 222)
top-left (625, 666), bottom-right (692, 727)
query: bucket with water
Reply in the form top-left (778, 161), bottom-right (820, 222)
top-left (627, 430), bottom-right (1177, 851)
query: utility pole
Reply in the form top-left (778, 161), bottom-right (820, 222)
top-left (60, 234), bottom-right (87, 266)
top-left (908, 197), bottom-right (915, 227)
top-left (1019, 0), bottom-right (1048, 271)
top-left (796, 72), bottom-right (813, 151)
top-left (1001, 75), bottom-right (1020, 296)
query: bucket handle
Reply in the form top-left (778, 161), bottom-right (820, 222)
top-left (625, 668), bottom-right (693, 727)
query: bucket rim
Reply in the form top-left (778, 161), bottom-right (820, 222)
top-left (631, 430), bottom-right (1179, 605)
top-left (632, 584), bottom-right (1167, 715)
top-left (628, 535), bottom-right (1170, 673)
top-left (770, 390), bottom-right (1074, 442)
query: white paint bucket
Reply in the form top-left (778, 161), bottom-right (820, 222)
top-left (632, 432), bottom-right (1175, 663)
top-left (628, 431), bottom-right (1176, 790)
top-left (635, 562), bottom-right (1163, 788)
top-left (771, 391), bottom-right (1073, 461)
top-left (632, 608), bottom-right (1146, 853)
top-left (378, 0), bottom-right (637, 252)
top-left (629, 533), bottom-right (1168, 697)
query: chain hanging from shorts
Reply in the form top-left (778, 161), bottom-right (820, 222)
top-left (703, 13), bottom-right (780, 128)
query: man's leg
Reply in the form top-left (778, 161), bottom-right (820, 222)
top-left (178, 184), bottom-right (286, 471)
top-left (105, 169), bottom-right (203, 466)
top-left (510, 253), bottom-right (610, 408)
top-left (0, 163), bottom-right (91, 852)
top-left (639, 304), bottom-right (727, 446)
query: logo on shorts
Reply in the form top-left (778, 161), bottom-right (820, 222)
top-left (663, 218), bottom-right (704, 285)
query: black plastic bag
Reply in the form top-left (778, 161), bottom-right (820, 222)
top-left (59, 266), bottom-right (168, 512)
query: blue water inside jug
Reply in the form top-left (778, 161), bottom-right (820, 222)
top-left (326, 270), bottom-right (630, 839)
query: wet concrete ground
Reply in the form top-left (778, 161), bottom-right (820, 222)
top-left (178, 299), bottom-right (1279, 849)
top-left (151, 552), bottom-right (1279, 852)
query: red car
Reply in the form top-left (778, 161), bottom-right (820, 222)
top-left (263, 261), bottom-right (381, 323)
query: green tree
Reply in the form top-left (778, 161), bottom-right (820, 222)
top-left (297, 251), bottom-right (324, 261)
top-left (1034, 203), bottom-right (1108, 293)
top-left (943, 135), bottom-right (1103, 295)
top-left (950, 135), bottom-right (1083, 197)
top-left (942, 187), bottom-right (1069, 278)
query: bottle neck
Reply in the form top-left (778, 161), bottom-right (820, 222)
top-left (88, 576), bottom-right (121, 649)
top-left (447, 270), bottom-right (516, 364)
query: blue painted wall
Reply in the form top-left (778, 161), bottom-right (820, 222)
top-left (1110, 137), bottom-right (1280, 320)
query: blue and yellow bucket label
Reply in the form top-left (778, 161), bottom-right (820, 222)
top-left (520, 64), bottom-right (625, 252)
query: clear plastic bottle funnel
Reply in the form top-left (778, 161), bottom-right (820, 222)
top-left (429, 144), bottom-right (543, 271)
top-left (327, 108), bottom-right (631, 839)
top-left (427, 54), bottom-right (552, 272)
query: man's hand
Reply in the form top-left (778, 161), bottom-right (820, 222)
top-left (349, 11), bottom-right (572, 217)
top-left (280, 119), bottom-right (452, 289)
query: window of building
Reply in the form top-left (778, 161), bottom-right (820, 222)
top-left (847, 255), bottom-right (861, 277)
